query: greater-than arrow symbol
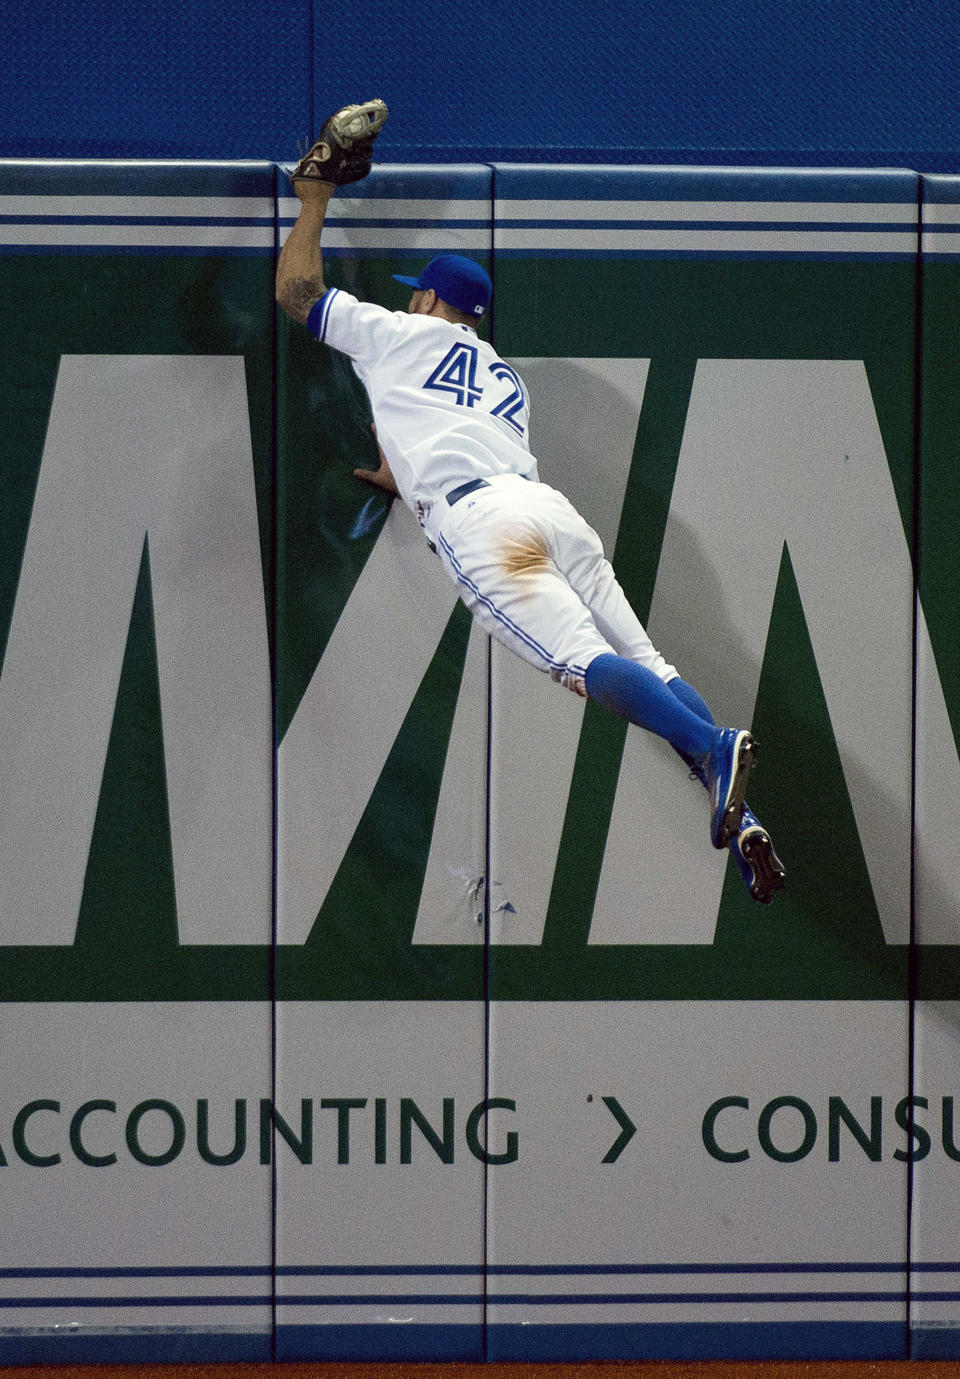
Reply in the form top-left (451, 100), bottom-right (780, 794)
top-left (600, 1096), bottom-right (636, 1163)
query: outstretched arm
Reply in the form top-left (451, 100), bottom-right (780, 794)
top-left (277, 101), bottom-right (387, 325)
top-left (276, 180), bottom-right (335, 325)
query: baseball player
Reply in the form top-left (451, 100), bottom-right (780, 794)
top-left (276, 101), bottom-right (785, 903)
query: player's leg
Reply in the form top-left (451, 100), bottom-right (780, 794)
top-left (551, 494), bottom-right (782, 886)
top-left (581, 653), bottom-right (755, 847)
top-left (665, 680), bottom-right (785, 902)
top-left (666, 676), bottom-right (714, 731)
top-left (583, 655), bottom-right (714, 757)
top-left (436, 482), bottom-right (755, 848)
top-left (435, 511), bottom-right (611, 694)
top-left (541, 489), bottom-right (757, 847)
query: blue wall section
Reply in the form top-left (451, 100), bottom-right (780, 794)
top-left (1, 0), bottom-right (959, 167)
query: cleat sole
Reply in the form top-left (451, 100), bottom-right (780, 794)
top-left (740, 827), bottom-right (786, 904)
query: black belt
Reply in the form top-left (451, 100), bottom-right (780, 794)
top-left (446, 477), bottom-right (490, 506)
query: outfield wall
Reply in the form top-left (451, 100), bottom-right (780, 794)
top-left (0, 159), bottom-right (959, 1364)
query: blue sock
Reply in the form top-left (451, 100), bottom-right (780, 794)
top-left (669, 682), bottom-right (758, 846)
top-left (584, 654), bottom-right (716, 759)
top-left (667, 678), bottom-right (715, 776)
top-left (667, 677), bottom-right (715, 727)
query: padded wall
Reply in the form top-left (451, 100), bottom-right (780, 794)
top-left (273, 166), bottom-right (493, 1361)
top-left (484, 165), bottom-right (917, 1361)
top-left (910, 174), bottom-right (960, 1360)
top-left (0, 158), bottom-right (958, 1363)
top-left (0, 161), bottom-right (278, 1363)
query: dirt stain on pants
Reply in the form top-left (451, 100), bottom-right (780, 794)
top-left (500, 529), bottom-right (552, 577)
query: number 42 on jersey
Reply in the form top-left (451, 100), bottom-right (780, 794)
top-left (423, 342), bottom-right (527, 436)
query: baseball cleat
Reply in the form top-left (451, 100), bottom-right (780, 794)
top-left (291, 99), bottom-right (389, 183)
top-left (703, 728), bottom-right (757, 849)
top-left (731, 807), bottom-right (785, 904)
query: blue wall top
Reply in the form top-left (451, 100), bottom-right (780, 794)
top-left (1, 0), bottom-right (958, 170)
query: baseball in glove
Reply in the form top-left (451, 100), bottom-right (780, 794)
top-left (290, 99), bottom-right (389, 186)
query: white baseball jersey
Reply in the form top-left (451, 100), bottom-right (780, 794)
top-left (309, 288), bottom-right (537, 538)
top-left (308, 286), bottom-right (676, 694)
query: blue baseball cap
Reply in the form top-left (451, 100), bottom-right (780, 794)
top-left (393, 254), bottom-right (492, 317)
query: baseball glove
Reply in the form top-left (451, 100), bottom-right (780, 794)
top-left (290, 99), bottom-right (388, 186)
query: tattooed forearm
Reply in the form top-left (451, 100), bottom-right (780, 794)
top-left (277, 273), bottom-right (327, 325)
